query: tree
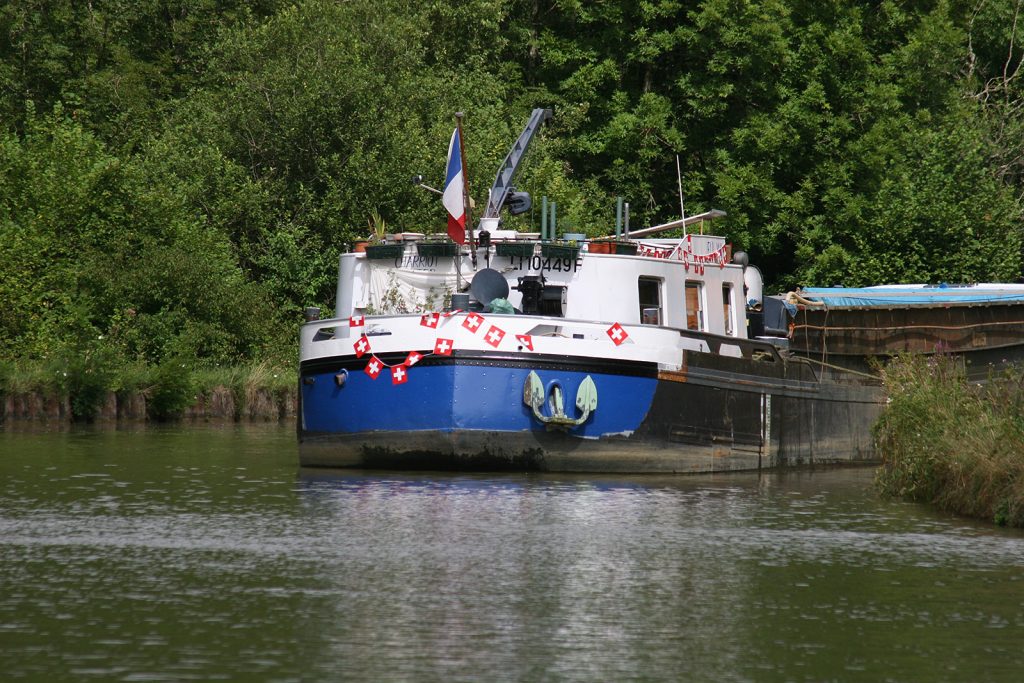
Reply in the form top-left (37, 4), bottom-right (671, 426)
top-left (0, 106), bottom-right (275, 362)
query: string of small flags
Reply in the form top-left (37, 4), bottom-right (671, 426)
top-left (634, 236), bottom-right (731, 274)
top-left (681, 234), bottom-right (731, 275)
top-left (348, 313), bottom-right (632, 384)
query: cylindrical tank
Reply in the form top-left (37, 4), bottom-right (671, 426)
top-left (743, 265), bottom-right (764, 309)
top-left (336, 254), bottom-right (358, 319)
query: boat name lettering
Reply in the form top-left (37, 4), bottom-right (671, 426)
top-left (398, 255), bottom-right (439, 269)
top-left (510, 255), bottom-right (582, 272)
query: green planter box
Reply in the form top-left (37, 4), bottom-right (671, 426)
top-left (364, 244), bottom-right (406, 259)
top-left (541, 243), bottom-right (580, 259)
top-left (613, 242), bottom-right (638, 255)
top-left (416, 242), bottom-right (459, 257)
top-left (495, 242), bottom-right (537, 258)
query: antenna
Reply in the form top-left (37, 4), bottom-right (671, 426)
top-left (676, 155), bottom-right (686, 236)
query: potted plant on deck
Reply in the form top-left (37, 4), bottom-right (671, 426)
top-left (495, 241), bottom-right (538, 258)
top-left (416, 238), bottom-right (460, 257)
top-left (541, 241), bottom-right (581, 259)
top-left (363, 210), bottom-right (406, 259)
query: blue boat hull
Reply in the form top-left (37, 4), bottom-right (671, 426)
top-left (299, 350), bottom-right (655, 440)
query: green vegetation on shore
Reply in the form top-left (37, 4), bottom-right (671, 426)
top-left (874, 355), bottom-right (1024, 527)
top-left (0, 357), bottom-right (295, 422)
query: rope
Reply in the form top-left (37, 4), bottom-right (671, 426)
top-left (786, 291), bottom-right (825, 307)
top-left (792, 318), bottom-right (1024, 333)
top-left (796, 356), bottom-right (882, 381)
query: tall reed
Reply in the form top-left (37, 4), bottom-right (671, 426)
top-left (874, 355), bottom-right (1024, 526)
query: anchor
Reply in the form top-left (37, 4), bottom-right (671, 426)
top-left (523, 371), bottom-right (598, 430)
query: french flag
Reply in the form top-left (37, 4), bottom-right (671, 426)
top-left (442, 129), bottom-right (467, 244)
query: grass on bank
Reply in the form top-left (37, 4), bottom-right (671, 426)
top-left (874, 355), bottom-right (1024, 527)
top-left (0, 356), bottom-right (297, 421)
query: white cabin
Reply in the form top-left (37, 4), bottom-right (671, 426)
top-left (334, 225), bottom-right (761, 345)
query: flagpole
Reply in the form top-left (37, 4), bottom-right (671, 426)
top-left (455, 112), bottom-right (477, 269)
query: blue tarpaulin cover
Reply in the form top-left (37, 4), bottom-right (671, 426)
top-left (802, 285), bottom-right (1024, 308)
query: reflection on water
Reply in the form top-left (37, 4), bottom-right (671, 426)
top-left (2, 425), bottom-right (1023, 681)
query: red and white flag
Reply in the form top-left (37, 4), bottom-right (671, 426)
top-left (434, 338), bottom-right (454, 356)
top-left (606, 322), bottom-right (629, 346)
top-left (391, 364), bottom-right (409, 385)
top-left (420, 312), bottom-right (440, 328)
top-left (515, 334), bottom-right (534, 351)
top-left (364, 356), bottom-right (384, 379)
top-left (405, 351), bottom-right (423, 366)
top-left (349, 314), bottom-right (364, 327)
top-left (484, 325), bottom-right (506, 348)
top-left (462, 312), bottom-right (485, 333)
top-left (442, 129), bottom-right (467, 244)
top-left (353, 335), bottom-right (371, 358)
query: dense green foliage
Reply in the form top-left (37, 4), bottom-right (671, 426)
top-left (875, 355), bottom-right (1024, 527)
top-left (2, 0), bottom-right (1024, 369)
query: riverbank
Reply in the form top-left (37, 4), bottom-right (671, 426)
top-left (0, 360), bottom-right (296, 424)
top-left (874, 355), bottom-right (1024, 527)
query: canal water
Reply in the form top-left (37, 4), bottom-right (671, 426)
top-left (1, 425), bottom-right (1023, 682)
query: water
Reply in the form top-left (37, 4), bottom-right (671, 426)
top-left (2, 425), bottom-right (1023, 682)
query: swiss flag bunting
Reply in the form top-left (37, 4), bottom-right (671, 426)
top-left (364, 356), bottom-right (384, 379)
top-left (606, 322), bottom-right (629, 346)
top-left (462, 312), bottom-right (485, 333)
top-left (353, 335), bottom-right (371, 358)
top-left (515, 334), bottom-right (534, 351)
top-left (391, 364), bottom-right (409, 385)
top-left (483, 325), bottom-right (506, 348)
top-left (349, 314), bottom-right (364, 327)
top-left (420, 312), bottom-right (440, 328)
top-left (434, 338), bottom-right (454, 356)
top-left (405, 351), bottom-right (423, 366)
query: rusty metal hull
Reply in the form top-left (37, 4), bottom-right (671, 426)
top-left (789, 303), bottom-right (1024, 376)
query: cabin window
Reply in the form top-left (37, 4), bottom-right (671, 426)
top-left (722, 283), bottom-right (735, 336)
top-left (685, 281), bottom-right (704, 331)
top-left (638, 277), bottom-right (662, 325)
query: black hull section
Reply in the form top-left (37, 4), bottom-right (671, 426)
top-left (637, 352), bottom-right (881, 470)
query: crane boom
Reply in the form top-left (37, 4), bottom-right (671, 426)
top-left (483, 108), bottom-right (553, 219)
